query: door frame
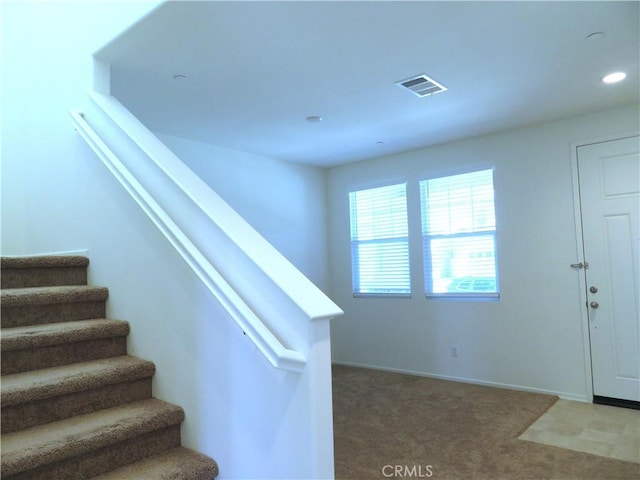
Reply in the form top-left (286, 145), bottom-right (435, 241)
top-left (570, 131), bottom-right (640, 403)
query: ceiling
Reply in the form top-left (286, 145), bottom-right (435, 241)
top-left (98, 1), bottom-right (640, 167)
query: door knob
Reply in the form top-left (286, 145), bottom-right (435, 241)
top-left (590, 301), bottom-right (599, 309)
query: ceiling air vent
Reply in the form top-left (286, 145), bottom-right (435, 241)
top-left (396, 74), bottom-right (447, 98)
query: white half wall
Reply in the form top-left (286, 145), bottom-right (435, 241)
top-left (155, 133), bottom-right (330, 292)
top-left (327, 104), bottom-right (640, 401)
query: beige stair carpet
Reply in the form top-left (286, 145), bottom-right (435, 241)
top-left (0, 255), bottom-right (218, 479)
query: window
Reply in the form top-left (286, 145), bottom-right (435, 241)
top-left (349, 183), bottom-right (411, 296)
top-left (420, 169), bottom-right (499, 298)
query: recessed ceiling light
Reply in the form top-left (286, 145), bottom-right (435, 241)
top-left (305, 115), bottom-right (322, 123)
top-left (602, 72), bottom-right (626, 84)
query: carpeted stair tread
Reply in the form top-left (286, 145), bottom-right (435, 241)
top-left (0, 255), bottom-right (218, 478)
top-left (1, 398), bottom-right (185, 477)
top-left (1, 256), bottom-right (89, 288)
top-left (1, 256), bottom-right (89, 269)
top-left (1, 318), bottom-right (129, 351)
top-left (91, 447), bottom-right (219, 480)
top-left (1, 355), bottom-right (155, 407)
top-left (0, 285), bottom-right (108, 307)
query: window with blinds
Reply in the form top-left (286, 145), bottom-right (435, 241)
top-left (349, 183), bottom-right (411, 296)
top-left (420, 169), bottom-right (499, 298)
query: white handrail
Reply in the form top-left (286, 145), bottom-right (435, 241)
top-left (69, 100), bottom-right (341, 371)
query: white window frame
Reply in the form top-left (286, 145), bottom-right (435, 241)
top-left (420, 169), bottom-right (500, 299)
top-left (349, 183), bottom-right (411, 297)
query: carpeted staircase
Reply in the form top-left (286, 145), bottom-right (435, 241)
top-left (0, 255), bottom-right (219, 479)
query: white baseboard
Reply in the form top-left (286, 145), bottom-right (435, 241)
top-left (333, 360), bottom-right (589, 403)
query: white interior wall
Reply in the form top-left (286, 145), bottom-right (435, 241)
top-left (1, 3), bottom-right (336, 478)
top-left (327, 103), bottom-right (640, 401)
top-left (1, 0), bottom-right (160, 254)
top-left (155, 133), bottom-right (330, 292)
top-left (3, 0), bottom-right (639, 472)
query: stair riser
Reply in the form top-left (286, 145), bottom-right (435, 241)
top-left (2, 378), bottom-right (153, 433)
top-left (1, 338), bottom-right (128, 375)
top-left (4, 425), bottom-right (181, 480)
top-left (1, 267), bottom-right (87, 289)
top-left (1, 302), bottom-right (106, 328)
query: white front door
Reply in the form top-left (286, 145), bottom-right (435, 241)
top-left (577, 135), bottom-right (640, 402)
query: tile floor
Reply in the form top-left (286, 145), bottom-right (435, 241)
top-left (519, 399), bottom-right (640, 463)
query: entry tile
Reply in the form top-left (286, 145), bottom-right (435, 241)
top-left (519, 399), bottom-right (640, 464)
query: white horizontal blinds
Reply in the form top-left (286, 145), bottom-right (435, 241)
top-left (420, 169), bottom-right (498, 296)
top-left (350, 183), bottom-right (411, 295)
top-left (423, 169), bottom-right (495, 235)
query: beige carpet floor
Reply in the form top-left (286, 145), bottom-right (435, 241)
top-left (332, 364), bottom-right (640, 479)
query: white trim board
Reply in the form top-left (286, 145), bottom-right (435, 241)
top-left (333, 360), bottom-right (589, 403)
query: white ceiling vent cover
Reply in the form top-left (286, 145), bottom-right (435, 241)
top-left (396, 74), bottom-right (447, 97)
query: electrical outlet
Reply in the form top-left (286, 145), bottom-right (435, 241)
top-left (451, 345), bottom-right (458, 357)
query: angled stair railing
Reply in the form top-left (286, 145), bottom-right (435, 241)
top-left (69, 91), bottom-right (342, 372)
